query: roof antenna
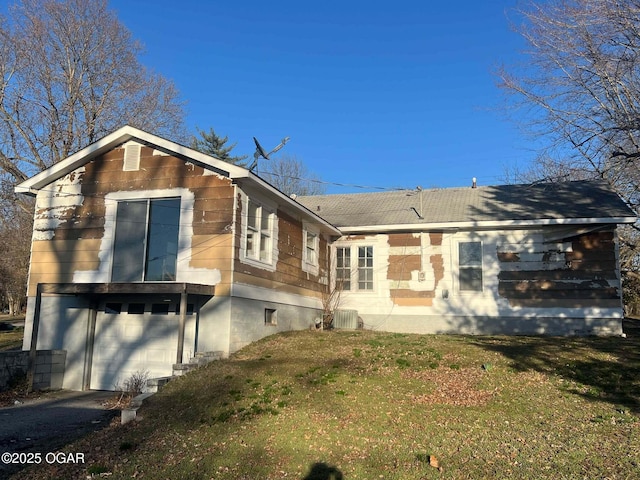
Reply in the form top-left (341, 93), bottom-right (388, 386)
top-left (249, 136), bottom-right (290, 172)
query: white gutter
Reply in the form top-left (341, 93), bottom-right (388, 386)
top-left (337, 216), bottom-right (637, 233)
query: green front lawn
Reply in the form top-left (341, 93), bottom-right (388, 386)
top-left (0, 327), bottom-right (23, 351)
top-left (16, 330), bottom-right (640, 479)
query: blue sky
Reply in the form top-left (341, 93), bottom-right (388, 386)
top-left (78, 2), bottom-right (538, 192)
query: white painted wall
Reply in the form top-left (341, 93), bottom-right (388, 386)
top-left (332, 228), bottom-right (624, 335)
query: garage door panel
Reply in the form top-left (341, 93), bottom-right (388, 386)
top-left (91, 312), bottom-right (177, 391)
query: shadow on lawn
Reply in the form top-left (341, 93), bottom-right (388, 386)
top-left (303, 462), bottom-right (343, 480)
top-left (470, 321), bottom-right (640, 414)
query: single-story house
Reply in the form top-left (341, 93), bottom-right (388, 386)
top-left (15, 126), bottom-right (636, 391)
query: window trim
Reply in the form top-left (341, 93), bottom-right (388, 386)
top-left (240, 194), bottom-right (277, 271)
top-left (111, 197), bottom-right (181, 282)
top-left (302, 224), bottom-right (320, 275)
top-left (457, 240), bottom-right (484, 293)
top-left (332, 243), bottom-right (375, 293)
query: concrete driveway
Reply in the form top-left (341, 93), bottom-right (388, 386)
top-left (0, 390), bottom-right (118, 477)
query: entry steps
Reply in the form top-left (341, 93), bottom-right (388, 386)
top-left (146, 351), bottom-right (224, 393)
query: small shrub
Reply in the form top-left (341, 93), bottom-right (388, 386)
top-left (122, 370), bottom-right (149, 395)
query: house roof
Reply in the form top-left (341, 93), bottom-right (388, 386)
top-left (14, 125), bottom-right (341, 235)
top-left (297, 181), bottom-right (637, 232)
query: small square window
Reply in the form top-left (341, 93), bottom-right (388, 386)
top-left (127, 303), bottom-right (145, 314)
top-left (151, 303), bottom-right (171, 314)
top-left (265, 308), bottom-right (277, 326)
top-left (105, 303), bottom-right (122, 314)
top-left (174, 303), bottom-right (195, 315)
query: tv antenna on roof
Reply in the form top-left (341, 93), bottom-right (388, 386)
top-left (249, 136), bottom-right (290, 172)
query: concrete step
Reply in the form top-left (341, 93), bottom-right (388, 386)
top-left (172, 363), bottom-right (198, 376)
top-left (190, 351), bottom-right (224, 365)
top-left (146, 376), bottom-right (172, 393)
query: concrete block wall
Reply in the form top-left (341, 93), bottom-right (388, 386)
top-left (0, 350), bottom-right (66, 391)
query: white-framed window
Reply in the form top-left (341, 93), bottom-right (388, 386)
top-left (111, 197), bottom-right (181, 282)
top-left (333, 245), bottom-right (374, 291)
top-left (302, 225), bottom-right (320, 274)
top-left (336, 247), bottom-right (351, 290)
top-left (245, 199), bottom-right (275, 264)
top-left (458, 241), bottom-right (483, 292)
top-left (357, 246), bottom-right (374, 290)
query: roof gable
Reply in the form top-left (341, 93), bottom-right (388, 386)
top-left (14, 125), bottom-right (249, 194)
top-left (15, 125), bottom-right (341, 235)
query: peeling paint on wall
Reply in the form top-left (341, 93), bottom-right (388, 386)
top-left (33, 168), bottom-right (86, 240)
top-left (497, 230), bottom-right (620, 308)
top-left (387, 232), bottom-right (444, 306)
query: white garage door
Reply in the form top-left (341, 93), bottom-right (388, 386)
top-left (91, 306), bottom-right (178, 391)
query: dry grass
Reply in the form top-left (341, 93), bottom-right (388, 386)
top-left (11, 330), bottom-right (640, 480)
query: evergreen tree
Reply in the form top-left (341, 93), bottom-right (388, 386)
top-left (190, 127), bottom-right (248, 166)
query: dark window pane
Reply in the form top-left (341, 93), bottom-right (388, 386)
top-left (112, 201), bottom-right (147, 281)
top-left (151, 303), bottom-right (170, 314)
top-left (105, 303), bottom-right (122, 314)
top-left (460, 267), bottom-right (483, 291)
top-left (127, 303), bottom-right (145, 314)
top-left (459, 242), bottom-right (482, 266)
top-left (174, 303), bottom-right (195, 315)
top-left (145, 198), bottom-right (180, 281)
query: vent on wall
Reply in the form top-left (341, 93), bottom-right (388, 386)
top-left (123, 142), bottom-right (141, 171)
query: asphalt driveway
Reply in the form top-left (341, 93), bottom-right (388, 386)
top-left (0, 390), bottom-right (118, 477)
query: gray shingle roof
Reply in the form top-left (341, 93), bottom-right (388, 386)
top-left (296, 181), bottom-right (636, 229)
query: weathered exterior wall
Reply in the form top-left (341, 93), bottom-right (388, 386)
top-left (233, 195), bottom-right (329, 301)
top-left (28, 144), bottom-right (235, 296)
top-left (333, 227), bottom-right (624, 335)
top-left (497, 230), bottom-right (620, 309)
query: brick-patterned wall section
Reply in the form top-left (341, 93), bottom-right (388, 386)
top-left (0, 350), bottom-right (66, 391)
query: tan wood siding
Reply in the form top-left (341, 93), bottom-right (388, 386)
top-left (233, 207), bottom-right (328, 297)
top-left (28, 145), bottom-right (235, 297)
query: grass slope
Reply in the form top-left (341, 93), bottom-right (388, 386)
top-left (16, 330), bottom-right (640, 480)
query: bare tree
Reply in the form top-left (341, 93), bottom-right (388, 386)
top-left (260, 154), bottom-right (327, 196)
top-left (0, 0), bottom-right (186, 185)
top-left (0, 0), bottom-right (186, 309)
top-left (498, 0), bottom-right (640, 290)
top-left (0, 191), bottom-right (31, 315)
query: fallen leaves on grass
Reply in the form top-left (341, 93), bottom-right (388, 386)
top-left (403, 368), bottom-right (496, 406)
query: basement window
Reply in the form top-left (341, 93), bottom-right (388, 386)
top-left (265, 308), bottom-right (277, 326)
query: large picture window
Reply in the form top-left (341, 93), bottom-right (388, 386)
top-left (112, 198), bottom-right (181, 282)
top-left (458, 241), bottom-right (483, 291)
